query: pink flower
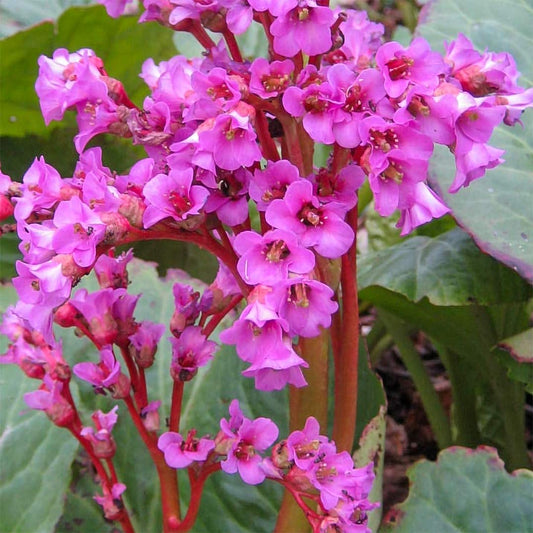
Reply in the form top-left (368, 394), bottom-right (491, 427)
top-left (286, 416), bottom-right (329, 470)
top-left (94, 483), bottom-right (126, 521)
top-left (219, 400), bottom-right (279, 485)
top-left (97, 0), bottom-right (137, 17)
top-left (158, 430), bottom-right (215, 468)
top-left (169, 326), bottom-right (218, 381)
top-left (233, 229), bottom-right (315, 285)
top-left (24, 374), bottom-right (75, 427)
top-left (198, 107), bottom-right (262, 171)
top-left (80, 406), bottom-right (119, 458)
top-left (267, 277), bottom-right (338, 338)
top-left (128, 321), bottom-right (165, 368)
top-left (249, 160), bottom-right (300, 212)
top-left (52, 196), bottom-right (107, 268)
top-left (14, 157), bottom-right (64, 221)
top-left (35, 48), bottom-right (104, 125)
top-left (266, 180), bottom-right (354, 258)
top-left (142, 168), bottom-right (209, 228)
top-left (270, 1), bottom-right (336, 58)
top-left (73, 346), bottom-right (130, 397)
top-left (249, 58), bottom-right (294, 99)
top-left (376, 37), bottom-right (448, 99)
top-left (396, 182), bottom-right (450, 235)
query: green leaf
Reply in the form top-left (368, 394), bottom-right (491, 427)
top-left (353, 406), bottom-right (386, 532)
top-left (0, 232), bottom-right (20, 281)
top-left (497, 326), bottom-right (533, 363)
top-left (0, 284), bottom-right (79, 533)
top-left (417, 0), bottom-right (533, 283)
top-left (0, 0), bottom-right (93, 38)
top-left (0, 123), bottom-right (146, 180)
top-left (0, 5), bottom-right (175, 138)
top-left (358, 228), bottom-right (532, 306)
top-left (495, 328), bottom-right (533, 392)
top-left (381, 446), bottom-right (533, 532)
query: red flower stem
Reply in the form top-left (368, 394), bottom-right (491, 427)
top-left (175, 463), bottom-right (222, 532)
top-left (255, 110), bottom-right (280, 162)
top-left (208, 226), bottom-right (250, 296)
top-left (291, 332), bottom-right (329, 431)
top-left (71, 431), bottom-right (136, 533)
top-left (293, 52), bottom-right (304, 76)
top-left (70, 429), bottom-right (112, 487)
top-left (274, 480), bottom-right (322, 522)
top-left (202, 294), bottom-right (243, 338)
top-left (123, 395), bottom-right (181, 531)
top-left (276, 331), bottom-right (329, 533)
top-left (120, 226), bottom-right (249, 297)
top-left (106, 458), bottom-right (119, 485)
top-left (137, 367), bottom-right (149, 409)
top-left (277, 113), bottom-right (310, 175)
top-left (117, 511), bottom-right (136, 533)
top-left (70, 320), bottom-right (102, 349)
top-left (169, 380), bottom-right (184, 433)
top-left (62, 383), bottom-right (83, 432)
top-left (331, 205), bottom-right (359, 453)
top-left (190, 21), bottom-right (216, 49)
top-left (119, 345), bottom-right (143, 408)
top-left (259, 211), bottom-right (269, 234)
top-left (257, 12), bottom-right (276, 56)
top-left (223, 30), bottom-right (243, 62)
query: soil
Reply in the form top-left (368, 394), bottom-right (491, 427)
top-left (375, 341), bottom-right (453, 517)
top-left (376, 339), bottom-right (533, 519)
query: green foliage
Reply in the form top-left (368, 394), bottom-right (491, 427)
top-left (0, 0), bottom-right (92, 37)
top-left (418, 0), bottom-right (533, 283)
top-left (0, 285), bottom-right (78, 533)
top-left (381, 446), bottom-right (533, 532)
top-left (0, 4), bottom-right (175, 137)
top-left (358, 228), bottom-right (532, 306)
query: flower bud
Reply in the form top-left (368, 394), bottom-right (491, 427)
top-left (110, 373), bottom-right (131, 399)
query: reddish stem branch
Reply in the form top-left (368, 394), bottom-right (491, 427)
top-left (119, 345), bottom-right (142, 408)
top-left (223, 30), bottom-right (243, 62)
top-left (331, 206), bottom-right (359, 453)
top-left (202, 294), bottom-right (243, 337)
top-left (175, 463), bottom-right (222, 532)
top-left (255, 110), bottom-right (280, 162)
top-left (124, 395), bottom-right (181, 531)
top-left (169, 380), bottom-right (184, 433)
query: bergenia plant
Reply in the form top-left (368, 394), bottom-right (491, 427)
top-left (0, 0), bottom-right (532, 532)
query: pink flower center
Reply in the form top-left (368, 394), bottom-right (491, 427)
top-left (298, 204), bottom-right (322, 226)
top-left (289, 283), bottom-right (310, 308)
top-left (168, 191), bottom-right (191, 214)
top-left (262, 74), bottom-right (290, 93)
top-left (234, 441), bottom-right (255, 460)
top-left (344, 85), bottom-right (363, 112)
top-left (369, 128), bottom-right (399, 152)
top-left (380, 161), bottom-right (404, 183)
top-left (265, 240), bottom-right (290, 263)
top-left (207, 83), bottom-right (233, 100)
top-left (294, 439), bottom-right (320, 460)
top-left (386, 55), bottom-right (414, 80)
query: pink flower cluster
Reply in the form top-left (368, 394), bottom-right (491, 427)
top-left (157, 400), bottom-right (377, 532)
top-left (1, 0), bottom-right (532, 530)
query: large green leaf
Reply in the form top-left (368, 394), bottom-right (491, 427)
top-left (0, 0), bottom-right (93, 37)
top-left (417, 0), bottom-right (533, 283)
top-left (358, 228), bottom-right (532, 306)
top-left (381, 446), bottom-right (533, 532)
top-left (495, 328), bottom-right (533, 392)
top-left (0, 285), bottom-right (79, 533)
top-left (0, 5), bottom-right (175, 138)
